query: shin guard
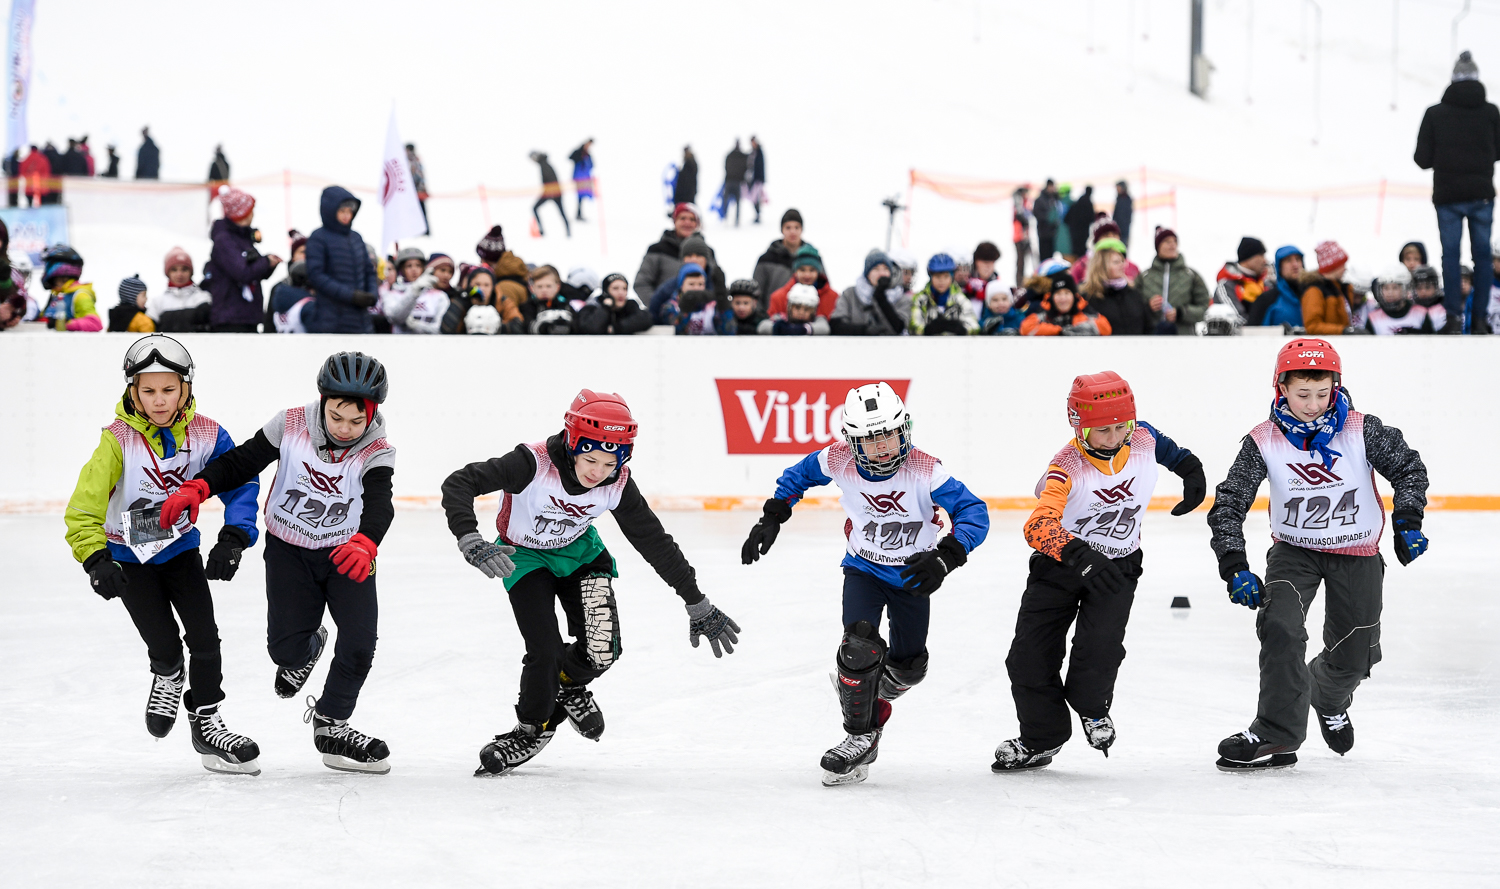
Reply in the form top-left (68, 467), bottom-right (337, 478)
top-left (835, 620), bottom-right (888, 735)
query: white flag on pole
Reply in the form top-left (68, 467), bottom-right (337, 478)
top-left (5, 0), bottom-right (36, 157)
top-left (378, 106), bottom-right (426, 251)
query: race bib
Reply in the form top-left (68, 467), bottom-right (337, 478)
top-left (120, 504), bottom-right (183, 563)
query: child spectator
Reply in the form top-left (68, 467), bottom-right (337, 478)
top-left (831, 250), bottom-right (911, 336)
top-left (204, 186), bottom-right (280, 333)
top-left (1067, 218), bottom-right (1139, 285)
top-left (442, 265), bottom-right (498, 335)
top-left (1136, 227), bottom-right (1210, 335)
top-left (270, 262), bottom-right (315, 333)
top-left (887, 248), bottom-right (919, 295)
top-left (980, 280), bottom-right (1023, 334)
top-left (1081, 238), bottom-right (1151, 335)
top-left (910, 253), bottom-right (978, 335)
top-left (1215, 237), bottom-right (1270, 318)
top-left (509, 265), bottom-right (574, 334)
top-left (1020, 277), bottom-right (1110, 336)
top-left (304, 187), bottom-right (375, 334)
top-left (725, 279), bottom-right (768, 335)
top-left (575, 273), bottom-right (653, 335)
top-left (670, 264), bottom-right (717, 335)
top-left (108, 275), bottom-right (154, 333)
top-left (766, 284), bottom-right (829, 336)
top-left (40, 245), bottom-right (102, 331)
top-left (1365, 265), bottom-right (1437, 334)
top-left (963, 241), bottom-right (1002, 307)
top-left (380, 247), bottom-right (438, 334)
top-left (560, 267), bottom-right (601, 307)
top-left (767, 246), bottom-right (839, 318)
top-left (1399, 241), bottom-right (1427, 272)
top-left (1251, 246), bottom-right (1307, 328)
top-left (150, 247), bottom-right (212, 333)
top-left (1300, 241), bottom-right (1354, 335)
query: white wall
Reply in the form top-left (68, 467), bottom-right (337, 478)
top-left (2, 331), bottom-right (1492, 511)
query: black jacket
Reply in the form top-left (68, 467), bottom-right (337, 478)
top-left (725, 149), bottom-right (748, 187)
top-left (1415, 80), bottom-right (1500, 205)
top-left (1064, 187), bottom-right (1095, 254)
top-left (575, 293), bottom-right (652, 335)
top-left (304, 186), bottom-right (377, 333)
top-left (673, 155), bottom-right (697, 203)
top-left (1089, 283), bottom-right (1153, 335)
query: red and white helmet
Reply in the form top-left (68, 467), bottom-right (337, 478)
top-left (564, 389), bottom-right (638, 461)
top-left (1067, 371), bottom-right (1135, 436)
top-left (1272, 338), bottom-right (1342, 395)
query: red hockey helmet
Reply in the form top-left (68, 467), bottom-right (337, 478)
top-left (1068, 371), bottom-right (1136, 434)
top-left (564, 389), bottom-right (639, 450)
top-left (1271, 338), bottom-right (1342, 394)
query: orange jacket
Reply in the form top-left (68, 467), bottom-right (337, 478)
top-left (1019, 294), bottom-right (1113, 336)
top-left (1300, 273), bottom-right (1351, 335)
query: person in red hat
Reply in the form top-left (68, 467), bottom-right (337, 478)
top-left (1208, 339), bottom-right (1430, 772)
top-left (632, 202), bottom-right (704, 305)
top-left (991, 372), bottom-right (1205, 771)
top-left (1299, 240), bottom-right (1356, 335)
top-left (442, 390), bottom-right (741, 776)
top-left (204, 185), bottom-right (281, 332)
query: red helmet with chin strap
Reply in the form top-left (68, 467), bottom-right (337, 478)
top-left (1068, 371), bottom-right (1136, 434)
top-left (1272, 338), bottom-right (1342, 395)
top-left (564, 390), bottom-right (638, 450)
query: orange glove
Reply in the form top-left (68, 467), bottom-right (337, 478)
top-left (159, 479), bottom-right (212, 528)
top-left (330, 533), bottom-right (378, 583)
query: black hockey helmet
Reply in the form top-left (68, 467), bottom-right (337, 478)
top-left (317, 351), bottom-right (389, 404)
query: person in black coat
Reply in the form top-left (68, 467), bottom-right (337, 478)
top-left (575, 273), bottom-right (652, 335)
top-left (135, 127), bottom-right (160, 180)
top-left (748, 136), bottom-right (766, 223)
top-left (1113, 181), bottom-right (1134, 246)
top-left (1063, 185), bottom-right (1095, 262)
top-left (723, 141), bottom-right (748, 226)
top-left (529, 151), bottom-right (570, 238)
top-left (1414, 51), bottom-right (1500, 333)
top-left (673, 146), bottom-right (697, 205)
top-left (1081, 242), bottom-right (1153, 335)
top-left (304, 186), bottom-right (378, 333)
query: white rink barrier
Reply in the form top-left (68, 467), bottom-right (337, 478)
top-left (3, 331), bottom-right (1495, 511)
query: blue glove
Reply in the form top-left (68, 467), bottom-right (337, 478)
top-left (1393, 516), bottom-right (1428, 567)
top-left (1228, 570), bottom-right (1265, 609)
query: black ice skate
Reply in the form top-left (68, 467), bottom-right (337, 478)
top-left (475, 721), bottom-right (556, 777)
top-left (991, 738), bottom-right (1061, 772)
top-left (145, 667), bottom-right (185, 738)
top-left (1216, 730), bottom-right (1297, 772)
top-left (1079, 715), bottom-right (1116, 757)
top-left (555, 679), bottom-right (604, 741)
top-left (275, 626), bottom-right (328, 699)
top-left (1318, 711), bottom-right (1354, 756)
top-left (304, 696), bottom-right (390, 774)
top-left (821, 728), bottom-right (881, 786)
top-left (186, 695), bottom-right (261, 776)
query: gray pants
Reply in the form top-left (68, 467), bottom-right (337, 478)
top-left (1251, 542), bottom-right (1384, 748)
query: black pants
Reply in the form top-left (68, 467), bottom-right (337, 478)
top-left (841, 567), bottom-right (930, 662)
top-left (263, 535), bottom-right (378, 720)
top-left (1038, 229), bottom-right (1056, 262)
top-left (532, 195), bottom-right (571, 236)
top-left (118, 548), bottom-right (223, 706)
top-left (1005, 550), bottom-right (1142, 749)
top-left (507, 551), bottom-right (619, 725)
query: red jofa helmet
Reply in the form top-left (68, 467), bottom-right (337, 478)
top-left (564, 389), bottom-right (639, 449)
top-left (1068, 371), bottom-right (1136, 434)
top-left (1271, 338), bottom-right (1342, 394)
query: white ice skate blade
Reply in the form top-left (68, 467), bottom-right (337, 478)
top-left (200, 754), bottom-right (260, 776)
top-left (822, 765), bottom-right (869, 787)
top-left (321, 753), bottom-right (391, 775)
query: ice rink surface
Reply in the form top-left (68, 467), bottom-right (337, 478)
top-left (3, 507), bottom-right (1497, 888)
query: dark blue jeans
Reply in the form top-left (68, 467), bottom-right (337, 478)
top-left (1435, 199), bottom-right (1494, 329)
top-left (841, 567), bottom-right (930, 661)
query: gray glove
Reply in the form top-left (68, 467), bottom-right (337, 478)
top-left (457, 532), bottom-right (516, 579)
top-left (686, 597), bottom-right (740, 658)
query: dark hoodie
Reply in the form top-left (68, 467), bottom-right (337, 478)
top-left (1415, 80), bottom-right (1500, 205)
top-left (1399, 241), bottom-right (1428, 265)
top-left (304, 186), bottom-right (377, 333)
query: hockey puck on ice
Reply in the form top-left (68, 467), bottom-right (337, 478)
top-left (1170, 596), bottom-right (1191, 609)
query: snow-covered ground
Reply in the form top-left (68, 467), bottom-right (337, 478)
top-left (3, 507), bottom-right (1496, 887)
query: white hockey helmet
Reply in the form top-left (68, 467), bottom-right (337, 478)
top-left (124, 334), bottom-right (195, 383)
top-left (886, 247), bottom-right (919, 272)
top-left (787, 283), bottom-right (820, 310)
top-left (464, 304), bottom-right (502, 335)
top-left (1373, 264), bottom-right (1413, 312)
top-left (566, 265), bottom-right (601, 296)
top-left (1201, 301), bottom-right (1242, 337)
top-left (841, 382), bottom-right (913, 476)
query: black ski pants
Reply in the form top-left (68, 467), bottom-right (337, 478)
top-left (118, 548), bottom-right (223, 706)
top-left (264, 535), bottom-right (378, 721)
top-left (841, 567), bottom-right (930, 663)
top-left (532, 195), bottom-right (571, 236)
top-left (507, 551), bottom-right (620, 726)
top-left (1006, 550), bottom-right (1143, 750)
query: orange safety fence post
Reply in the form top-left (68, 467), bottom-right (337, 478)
top-left (478, 183), bottom-right (491, 229)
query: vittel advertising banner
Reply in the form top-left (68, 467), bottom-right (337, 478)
top-left (714, 379), bottom-right (912, 454)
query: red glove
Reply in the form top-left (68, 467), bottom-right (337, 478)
top-left (159, 479), bottom-right (212, 529)
top-left (330, 533), bottom-right (378, 583)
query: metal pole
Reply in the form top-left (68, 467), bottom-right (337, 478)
top-left (1391, 0), bottom-right (1399, 110)
top-left (1246, 0), bottom-right (1254, 104)
top-left (1452, 0), bottom-right (1471, 63)
top-left (1311, 1), bottom-right (1322, 145)
top-left (1190, 0), bottom-right (1205, 97)
top-left (1128, 0), bottom-right (1135, 92)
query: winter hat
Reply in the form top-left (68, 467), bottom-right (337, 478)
top-left (163, 246), bottom-right (193, 275)
top-left (216, 185), bottom-right (254, 222)
top-left (599, 272), bottom-right (628, 295)
top-left (394, 246), bottom-right (425, 267)
top-left (1314, 240), bottom-right (1349, 274)
top-left (1091, 220), bottom-right (1122, 244)
top-left (973, 241), bottom-right (1001, 263)
top-left (787, 283), bottom-right (820, 309)
top-left (673, 202), bottom-right (702, 224)
top-left (567, 266), bottom-right (602, 294)
top-left (1094, 237), bottom-right (1128, 256)
top-left (1153, 226), bottom-right (1177, 252)
top-left (679, 235), bottom-right (711, 260)
top-left (461, 263), bottom-right (496, 290)
top-left (475, 225), bottom-right (507, 263)
top-left (1050, 275), bottom-right (1078, 296)
top-left (791, 245), bottom-right (823, 272)
top-left (1453, 50), bottom-right (1479, 82)
top-left (1237, 237), bottom-right (1267, 262)
top-left (118, 275), bottom-right (146, 305)
top-left (862, 249), bottom-right (893, 279)
top-left (985, 279), bottom-right (1011, 299)
top-left (781, 208), bottom-right (803, 227)
top-left (677, 262), bottom-right (706, 287)
top-left (288, 229), bottom-right (308, 256)
top-left (426, 253), bottom-right (455, 273)
top-left (729, 278), bottom-right (761, 299)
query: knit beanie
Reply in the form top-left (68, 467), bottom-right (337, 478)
top-left (216, 185), bottom-right (255, 222)
top-left (729, 278), bottom-right (761, 298)
top-left (781, 208), bottom-right (803, 227)
top-left (1314, 240), bottom-right (1349, 274)
top-left (862, 249), bottom-right (893, 279)
top-left (163, 246), bottom-right (193, 275)
top-left (475, 225), bottom-right (507, 263)
top-left (1095, 237), bottom-right (1128, 256)
top-left (791, 245), bottom-right (823, 272)
top-left (673, 202), bottom-right (702, 224)
top-left (118, 275), bottom-right (146, 305)
top-left (1153, 226), bottom-right (1177, 252)
top-left (600, 272), bottom-right (628, 296)
top-left (1236, 237), bottom-right (1267, 262)
top-left (288, 229), bottom-right (309, 256)
top-left (1453, 50), bottom-right (1479, 82)
top-left (973, 241), bottom-right (1001, 263)
top-left (1091, 220), bottom-right (1122, 244)
top-left (426, 253), bottom-right (455, 273)
top-left (679, 235), bottom-right (710, 260)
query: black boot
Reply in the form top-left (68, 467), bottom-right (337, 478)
top-left (475, 719), bottom-right (555, 776)
top-left (304, 696), bottom-right (390, 774)
top-left (1216, 730), bottom-right (1297, 772)
top-left (555, 678), bottom-right (604, 741)
top-left (145, 665), bottom-right (185, 738)
top-left (275, 626), bottom-right (327, 699)
top-left (1318, 711), bottom-right (1354, 755)
top-left (186, 693), bottom-right (260, 776)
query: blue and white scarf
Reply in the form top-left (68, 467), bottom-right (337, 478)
top-left (1272, 387), bottom-right (1350, 470)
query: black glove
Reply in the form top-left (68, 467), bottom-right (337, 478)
top-left (1060, 537), bottom-right (1127, 596)
top-left (84, 549), bottom-right (129, 601)
top-left (205, 526), bottom-right (250, 581)
top-left (351, 290), bottom-right (377, 309)
top-left (900, 536), bottom-right (968, 596)
top-left (741, 498), bottom-right (793, 564)
top-left (1171, 454), bottom-right (1207, 516)
top-left (1218, 551), bottom-right (1264, 609)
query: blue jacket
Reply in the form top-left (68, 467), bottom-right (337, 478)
top-left (1262, 245), bottom-right (1306, 328)
top-left (304, 186), bottom-right (377, 333)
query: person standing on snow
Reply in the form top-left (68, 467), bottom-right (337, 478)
top-left (136, 127), bottom-right (160, 180)
top-left (529, 151), bottom-right (571, 238)
top-left (569, 140), bottom-right (594, 222)
top-left (304, 187), bottom-right (378, 334)
top-left (723, 141), bottom-right (748, 226)
top-left (672, 146), bottom-right (698, 206)
top-left (1034, 180), bottom-right (1060, 262)
top-left (1063, 185), bottom-right (1095, 264)
top-left (1113, 181), bottom-right (1134, 246)
top-left (748, 136), bottom-right (766, 224)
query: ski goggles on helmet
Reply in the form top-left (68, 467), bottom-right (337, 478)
top-left (124, 335), bottom-right (195, 383)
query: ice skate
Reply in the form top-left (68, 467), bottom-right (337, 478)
top-left (1079, 715), bottom-right (1116, 757)
top-left (475, 721), bottom-right (556, 776)
top-left (304, 696), bottom-right (390, 774)
top-left (144, 667), bottom-right (185, 738)
top-left (275, 626), bottom-right (328, 699)
top-left (820, 729), bottom-right (881, 786)
top-left (555, 679), bottom-right (604, 741)
top-left (186, 695), bottom-right (260, 776)
top-left (1216, 730), bottom-right (1297, 772)
top-left (991, 738), bottom-right (1061, 772)
top-left (1318, 711), bottom-right (1354, 756)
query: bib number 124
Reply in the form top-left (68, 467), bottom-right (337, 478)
top-left (1282, 489), bottom-right (1359, 529)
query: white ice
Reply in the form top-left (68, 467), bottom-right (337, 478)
top-left (3, 506), bottom-right (1497, 888)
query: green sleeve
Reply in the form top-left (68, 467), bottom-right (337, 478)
top-left (65, 429), bottom-right (123, 564)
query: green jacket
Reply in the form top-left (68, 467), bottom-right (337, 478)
top-left (1135, 254), bottom-right (1211, 335)
top-left (909, 282), bottom-right (978, 335)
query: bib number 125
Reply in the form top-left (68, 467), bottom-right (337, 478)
top-left (1072, 506), bottom-right (1141, 540)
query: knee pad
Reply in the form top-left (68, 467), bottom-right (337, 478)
top-left (879, 651), bottom-right (929, 701)
top-left (837, 620), bottom-right (887, 674)
top-left (578, 574), bottom-right (621, 672)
